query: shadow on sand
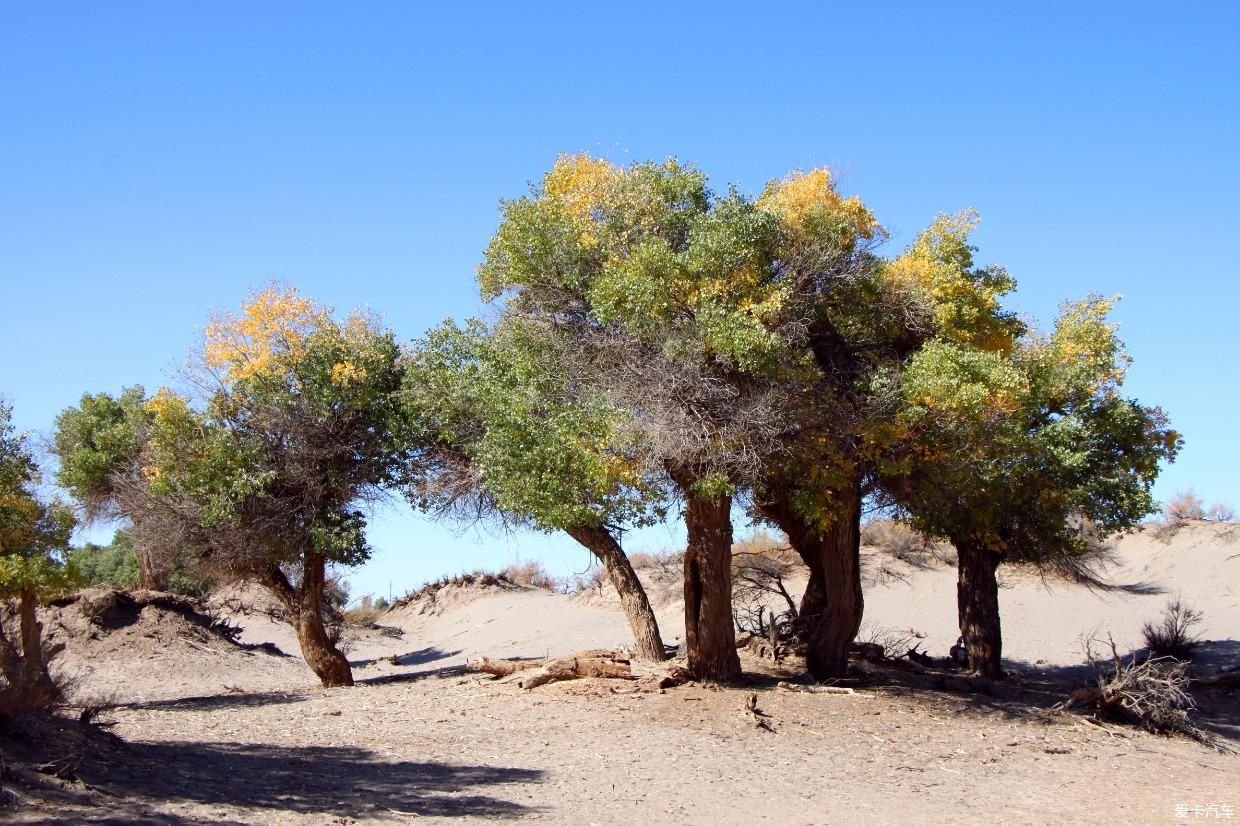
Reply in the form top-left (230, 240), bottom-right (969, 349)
top-left (69, 740), bottom-right (543, 822)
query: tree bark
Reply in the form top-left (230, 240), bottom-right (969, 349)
top-left (760, 475), bottom-right (864, 680)
top-left (565, 524), bottom-right (666, 661)
top-left (756, 497), bottom-right (826, 627)
top-left (137, 548), bottom-right (169, 591)
top-left (953, 536), bottom-right (1003, 680)
top-left (260, 556), bottom-right (354, 688)
top-left (803, 476), bottom-right (864, 680)
top-left (680, 490), bottom-right (742, 682)
top-left (18, 586), bottom-right (58, 709)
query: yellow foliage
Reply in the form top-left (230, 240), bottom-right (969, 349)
top-left (884, 211), bottom-right (1018, 355)
top-left (144, 387), bottom-right (190, 421)
top-left (331, 360), bottom-right (368, 388)
top-left (203, 284), bottom-right (322, 381)
top-left (542, 153), bottom-right (624, 246)
top-left (758, 168), bottom-right (884, 242)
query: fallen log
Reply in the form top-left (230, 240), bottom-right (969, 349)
top-left (465, 656), bottom-right (544, 677)
top-left (465, 651), bottom-right (692, 691)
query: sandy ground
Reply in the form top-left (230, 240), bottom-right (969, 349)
top-left (4, 521), bottom-right (1238, 824)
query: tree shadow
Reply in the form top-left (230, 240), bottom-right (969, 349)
top-left (350, 646), bottom-right (463, 668)
top-left (118, 690), bottom-right (311, 713)
top-left (76, 740), bottom-right (543, 820)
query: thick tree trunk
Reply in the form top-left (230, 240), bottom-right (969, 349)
top-left (803, 476), bottom-right (864, 680)
top-left (18, 586), bottom-right (58, 709)
top-left (761, 476), bottom-right (864, 680)
top-left (260, 556), bottom-right (353, 688)
top-left (681, 491), bottom-right (742, 682)
top-left (565, 524), bottom-right (667, 661)
top-left (953, 536), bottom-right (1003, 680)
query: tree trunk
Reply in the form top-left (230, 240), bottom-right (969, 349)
top-left (137, 548), bottom-right (169, 591)
top-left (804, 476), bottom-right (864, 679)
top-left (798, 564), bottom-right (827, 625)
top-left (18, 586), bottom-right (58, 709)
top-left (296, 552), bottom-right (354, 687)
top-left (681, 491), bottom-right (742, 682)
top-left (757, 497), bottom-right (826, 628)
top-left (260, 557), bottom-right (353, 688)
top-left (954, 536), bottom-right (1003, 680)
top-left (565, 524), bottom-right (667, 661)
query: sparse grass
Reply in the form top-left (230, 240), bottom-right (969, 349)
top-left (861, 518), bottom-right (950, 566)
top-left (1141, 596), bottom-right (1203, 660)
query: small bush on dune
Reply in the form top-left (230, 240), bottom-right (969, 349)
top-left (342, 595), bottom-right (384, 626)
top-left (1162, 490), bottom-right (1205, 522)
top-left (860, 518), bottom-right (942, 564)
top-left (499, 560), bottom-right (564, 591)
top-left (1205, 502), bottom-right (1235, 522)
top-left (1141, 596), bottom-right (1203, 660)
top-left (627, 549), bottom-right (682, 570)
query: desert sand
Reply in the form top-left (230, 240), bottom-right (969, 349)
top-left (5, 521), bottom-right (1238, 824)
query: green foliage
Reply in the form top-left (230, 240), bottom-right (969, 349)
top-left (52, 385), bottom-right (150, 517)
top-left (886, 296), bottom-right (1180, 564)
top-left (66, 531), bottom-right (140, 589)
top-left (64, 528), bottom-right (214, 596)
top-left (404, 317), bottom-right (666, 531)
top-left (0, 401), bottom-right (76, 597)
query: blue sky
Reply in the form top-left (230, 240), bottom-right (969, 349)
top-left (2, 2), bottom-right (1236, 600)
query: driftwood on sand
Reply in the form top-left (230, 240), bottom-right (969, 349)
top-left (465, 650), bottom-right (693, 691)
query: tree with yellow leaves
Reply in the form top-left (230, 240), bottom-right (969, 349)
top-left (55, 286), bottom-right (410, 687)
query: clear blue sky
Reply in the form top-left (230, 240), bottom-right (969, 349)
top-left (2, 2), bottom-right (1236, 600)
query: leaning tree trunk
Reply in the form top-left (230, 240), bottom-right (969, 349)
top-left (565, 524), bottom-right (667, 661)
top-left (803, 476), bottom-right (865, 680)
top-left (17, 586), bottom-right (58, 710)
top-left (680, 490), bottom-right (742, 682)
top-left (261, 555), bottom-right (354, 687)
top-left (953, 536), bottom-right (1003, 680)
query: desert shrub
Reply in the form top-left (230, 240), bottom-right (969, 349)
top-left (627, 549), bottom-right (681, 570)
top-left (1072, 635), bottom-right (1209, 743)
top-left (855, 623), bottom-right (921, 660)
top-left (860, 518), bottom-right (941, 564)
top-left (342, 595), bottom-right (384, 626)
top-left (499, 559), bottom-right (564, 591)
top-left (1205, 502), bottom-right (1235, 522)
top-left (65, 530), bottom-right (216, 597)
top-left (731, 530), bottom-right (804, 636)
top-left (373, 596), bottom-right (390, 611)
top-left (1162, 490), bottom-right (1205, 522)
top-left (1141, 596), bottom-right (1203, 660)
